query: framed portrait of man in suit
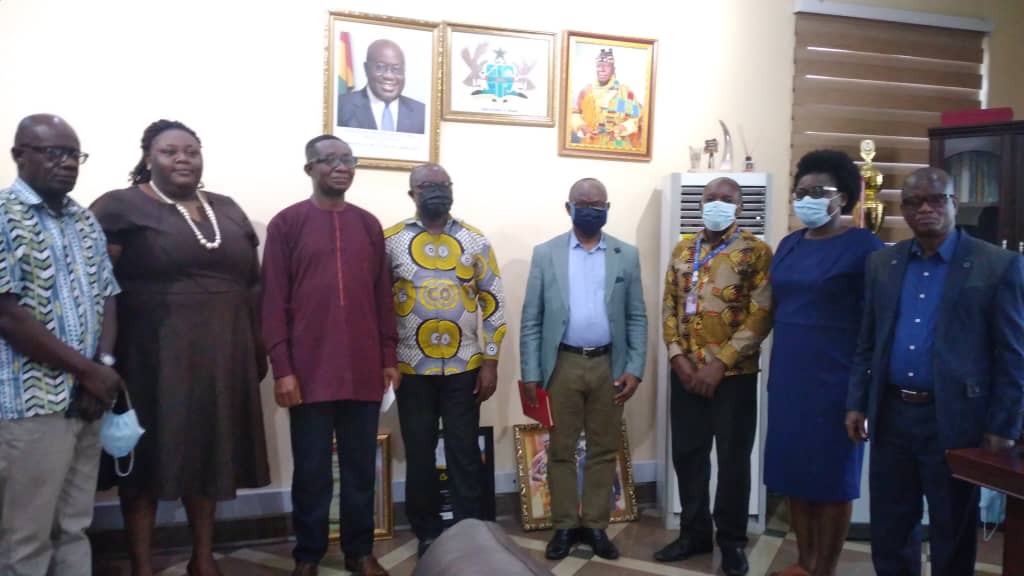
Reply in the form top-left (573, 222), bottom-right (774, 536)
top-left (323, 11), bottom-right (442, 170)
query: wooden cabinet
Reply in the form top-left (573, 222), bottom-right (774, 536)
top-left (929, 121), bottom-right (1024, 250)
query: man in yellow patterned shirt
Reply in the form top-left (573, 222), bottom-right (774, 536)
top-left (655, 177), bottom-right (772, 576)
top-left (384, 163), bottom-right (506, 558)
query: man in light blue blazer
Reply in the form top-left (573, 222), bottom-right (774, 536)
top-left (520, 177), bottom-right (647, 561)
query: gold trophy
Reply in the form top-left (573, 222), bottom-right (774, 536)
top-left (860, 139), bottom-right (885, 235)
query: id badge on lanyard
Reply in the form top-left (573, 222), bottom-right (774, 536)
top-left (685, 232), bottom-right (737, 317)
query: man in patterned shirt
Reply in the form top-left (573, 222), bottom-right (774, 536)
top-left (655, 177), bottom-right (772, 576)
top-left (384, 163), bottom-right (506, 558)
top-left (0, 114), bottom-right (123, 575)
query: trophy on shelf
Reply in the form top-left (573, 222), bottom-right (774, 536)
top-left (718, 120), bottom-right (734, 171)
top-left (860, 139), bottom-right (886, 235)
top-left (704, 138), bottom-right (718, 170)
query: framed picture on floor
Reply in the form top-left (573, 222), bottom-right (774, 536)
top-left (436, 426), bottom-right (497, 526)
top-left (323, 11), bottom-right (443, 169)
top-left (558, 30), bottom-right (657, 161)
top-left (513, 420), bottom-right (638, 531)
top-left (330, 432), bottom-right (393, 541)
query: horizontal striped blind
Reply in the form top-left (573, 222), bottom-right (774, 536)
top-left (790, 13), bottom-right (985, 241)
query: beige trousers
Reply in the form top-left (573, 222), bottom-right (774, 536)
top-left (0, 413), bottom-right (102, 576)
top-left (546, 350), bottom-right (622, 530)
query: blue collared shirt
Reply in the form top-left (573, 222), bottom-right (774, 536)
top-left (562, 232), bottom-right (611, 348)
top-left (888, 229), bottom-right (959, 391)
top-left (0, 179), bottom-right (119, 420)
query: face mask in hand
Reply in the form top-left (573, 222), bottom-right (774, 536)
top-left (980, 487), bottom-right (1006, 541)
top-left (417, 184), bottom-right (453, 220)
top-left (570, 204), bottom-right (608, 236)
top-left (701, 200), bottom-right (737, 232)
top-left (794, 196), bottom-right (838, 229)
top-left (100, 390), bottom-right (145, 477)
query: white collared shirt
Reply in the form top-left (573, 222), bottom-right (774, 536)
top-left (367, 89), bottom-right (400, 131)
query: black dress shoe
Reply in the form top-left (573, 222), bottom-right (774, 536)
top-left (579, 528), bottom-right (619, 560)
top-left (417, 537), bottom-right (436, 558)
top-left (653, 535), bottom-right (713, 562)
top-left (720, 545), bottom-right (749, 576)
top-left (545, 528), bottom-right (578, 560)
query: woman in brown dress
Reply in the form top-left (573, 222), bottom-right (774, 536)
top-left (92, 120), bottom-right (270, 576)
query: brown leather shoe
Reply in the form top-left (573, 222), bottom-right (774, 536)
top-left (343, 555), bottom-right (388, 576)
top-left (291, 562), bottom-right (318, 576)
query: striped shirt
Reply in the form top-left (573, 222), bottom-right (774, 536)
top-left (0, 179), bottom-right (119, 420)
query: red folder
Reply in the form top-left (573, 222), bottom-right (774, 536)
top-left (518, 380), bottom-right (554, 428)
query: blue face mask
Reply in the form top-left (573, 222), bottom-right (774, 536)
top-left (701, 200), bottom-right (737, 232)
top-left (794, 196), bottom-right (838, 229)
top-left (570, 204), bottom-right (608, 236)
top-left (980, 487), bottom-right (1006, 541)
top-left (100, 391), bottom-right (145, 477)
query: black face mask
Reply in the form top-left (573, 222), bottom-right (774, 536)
top-left (417, 183), bottom-right (453, 219)
top-left (571, 204), bottom-right (607, 236)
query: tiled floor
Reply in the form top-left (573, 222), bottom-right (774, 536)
top-left (94, 510), bottom-right (1006, 575)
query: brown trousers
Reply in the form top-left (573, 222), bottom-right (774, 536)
top-left (547, 350), bottom-right (622, 530)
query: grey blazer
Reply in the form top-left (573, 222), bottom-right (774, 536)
top-left (519, 232), bottom-right (647, 389)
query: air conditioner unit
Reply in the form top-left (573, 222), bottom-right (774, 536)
top-left (655, 172), bottom-right (774, 534)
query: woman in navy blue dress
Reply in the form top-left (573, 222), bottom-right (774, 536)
top-left (765, 150), bottom-right (883, 576)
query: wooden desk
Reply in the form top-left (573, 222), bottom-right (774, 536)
top-left (947, 447), bottom-right (1024, 575)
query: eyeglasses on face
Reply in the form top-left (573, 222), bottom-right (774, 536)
top-left (792, 185), bottom-right (838, 200)
top-left (311, 155), bottom-right (358, 169)
top-left (371, 63), bottom-right (404, 76)
top-left (20, 144), bottom-right (89, 165)
top-left (415, 181), bottom-right (453, 192)
top-left (570, 201), bottom-right (610, 211)
top-left (901, 193), bottom-right (953, 211)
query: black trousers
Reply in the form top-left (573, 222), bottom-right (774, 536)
top-left (869, 395), bottom-right (980, 576)
top-left (289, 400), bottom-right (380, 563)
top-left (670, 372), bottom-right (758, 547)
top-left (397, 369), bottom-right (481, 541)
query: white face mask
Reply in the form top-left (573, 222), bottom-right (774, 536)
top-left (793, 196), bottom-right (839, 229)
top-left (702, 200), bottom-right (737, 232)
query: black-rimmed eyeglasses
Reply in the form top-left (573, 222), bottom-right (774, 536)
top-left (20, 145), bottom-right (89, 165)
top-left (311, 155), bottom-right (358, 169)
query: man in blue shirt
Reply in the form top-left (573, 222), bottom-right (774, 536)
top-left (847, 167), bottom-right (1024, 576)
top-left (520, 178), bottom-right (647, 561)
top-left (0, 114), bottom-right (123, 575)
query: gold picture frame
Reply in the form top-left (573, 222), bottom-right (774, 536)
top-left (513, 421), bottom-right (638, 531)
top-left (329, 432), bottom-right (394, 541)
top-left (323, 11), bottom-right (443, 170)
top-left (558, 31), bottom-right (657, 161)
top-left (442, 23), bottom-right (557, 126)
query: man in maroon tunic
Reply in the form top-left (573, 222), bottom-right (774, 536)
top-left (261, 135), bottom-right (400, 576)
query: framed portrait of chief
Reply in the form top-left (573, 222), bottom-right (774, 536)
top-left (323, 11), bottom-right (442, 170)
top-left (558, 31), bottom-right (657, 162)
top-left (442, 23), bottom-right (557, 126)
top-left (513, 421), bottom-right (638, 531)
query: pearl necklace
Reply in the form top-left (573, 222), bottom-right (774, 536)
top-left (148, 181), bottom-right (222, 250)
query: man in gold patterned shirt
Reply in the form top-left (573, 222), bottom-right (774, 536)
top-left (655, 177), bottom-right (772, 576)
top-left (384, 163), bottom-right (506, 558)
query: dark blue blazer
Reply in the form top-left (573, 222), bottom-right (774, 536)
top-left (336, 88), bottom-right (425, 134)
top-left (847, 230), bottom-right (1024, 449)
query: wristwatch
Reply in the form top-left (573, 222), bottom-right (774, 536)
top-left (98, 353), bottom-right (116, 367)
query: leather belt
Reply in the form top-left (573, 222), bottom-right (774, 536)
top-left (559, 343), bottom-right (611, 358)
top-left (888, 387), bottom-right (934, 405)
